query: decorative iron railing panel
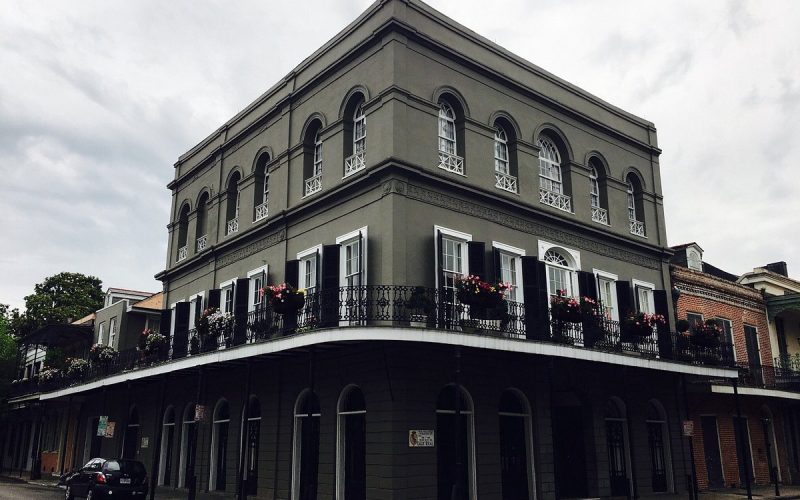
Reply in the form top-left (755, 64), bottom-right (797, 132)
top-left (304, 173), bottom-right (322, 196)
top-left (494, 171), bottom-right (518, 193)
top-left (177, 246), bottom-right (188, 262)
top-left (196, 235), bottom-right (207, 252)
top-left (437, 152), bottom-right (464, 175)
top-left (21, 285), bottom-right (750, 396)
top-left (344, 152), bottom-right (365, 177)
top-left (629, 219), bottom-right (645, 237)
top-left (227, 218), bottom-right (239, 235)
top-left (592, 206), bottom-right (608, 225)
top-left (539, 188), bottom-right (572, 212)
top-left (254, 202), bottom-right (268, 222)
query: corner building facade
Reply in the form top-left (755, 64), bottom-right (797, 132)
top-left (29, 1), bottom-right (740, 499)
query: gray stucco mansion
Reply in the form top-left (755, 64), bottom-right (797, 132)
top-left (6, 1), bottom-right (743, 499)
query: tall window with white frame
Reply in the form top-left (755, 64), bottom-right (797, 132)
top-left (300, 254), bottom-right (318, 295)
top-left (98, 323), bottom-right (105, 345)
top-left (543, 249), bottom-right (575, 298)
top-left (109, 318), bottom-right (117, 348)
top-left (223, 285), bottom-right (235, 315)
top-left (494, 125), bottom-right (517, 193)
top-left (210, 399), bottom-right (230, 491)
top-left (304, 120), bottom-right (323, 196)
top-left (177, 203), bottom-right (190, 262)
top-left (597, 276), bottom-right (618, 322)
top-left (251, 271), bottom-right (265, 311)
top-left (196, 193), bottom-right (208, 252)
top-left (627, 177), bottom-right (645, 237)
top-left (293, 390), bottom-right (321, 500)
top-left (437, 101), bottom-right (464, 175)
top-left (344, 97), bottom-right (367, 176)
top-left (179, 403), bottom-right (197, 488)
top-left (538, 137), bottom-right (570, 212)
top-left (498, 252), bottom-right (521, 303)
top-left (244, 397), bottom-right (261, 496)
top-left (436, 384), bottom-right (474, 500)
top-left (337, 386), bottom-right (366, 500)
top-left (589, 164), bottom-right (608, 225)
top-left (498, 390), bottom-right (533, 500)
top-left (441, 237), bottom-right (465, 293)
top-left (343, 239), bottom-right (362, 288)
top-left (254, 153), bottom-right (270, 222)
top-left (226, 172), bottom-right (241, 235)
top-left (159, 407), bottom-right (176, 486)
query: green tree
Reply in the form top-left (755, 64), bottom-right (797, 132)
top-left (13, 272), bottom-right (104, 338)
top-left (0, 304), bottom-right (19, 398)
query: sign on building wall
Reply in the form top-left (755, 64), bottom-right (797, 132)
top-left (195, 404), bottom-right (206, 422)
top-left (97, 416), bottom-right (108, 437)
top-left (105, 422), bottom-right (116, 438)
top-left (141, 437), bottom-right (149, 449)
top-left (682, 420), bottom-right (694, 437)
top-left (408, 430), bottom-right (434, 447)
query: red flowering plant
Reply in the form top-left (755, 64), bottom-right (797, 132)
top-left (622, 311), bottom-right (666, 339)
top-left (550, 290), bottom-right (582, 323)
top-left (691, 319), bottom-right (722, 348)
top-left (261, 283), bottom-right (306, 314)
top-left (455, 275), bottom-right (510, 308)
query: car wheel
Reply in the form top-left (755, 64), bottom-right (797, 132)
top-left (64, 485), bottom-right (73, 500)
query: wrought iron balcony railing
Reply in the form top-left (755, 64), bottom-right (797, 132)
top-left (304, 173), bottom-right (322, 196)
top-left (495, 171), bottom-right (518, 193)
top-left (19, 286), bottom-right (749, 397)
top-left (344, 152), bottom-right (365, 177)
top-left (254, 202), bottom-right (268, 222)
top-left (226, 217), bottom-right (239, 235)
top-left (592, 206), bottom-right (608, 225)
top-left (539, 188), bottom-right (572, 213)
top-left (629, 218), bottom-right (645, 237)
top-left (437, 152), bottom-right (464, 175)
top-left (177, 246), bottom-right (187, 262)
top-left (196, 234), bottom-right (207, 252)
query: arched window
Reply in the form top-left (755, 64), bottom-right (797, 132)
top-left (604, 398), bottom-right (631, 497)
top-left (344, 96), bottom-right (367, 176)
top-left (646, 400), bottom-right (672, 493)
top-left (179, 403), bottom-right (197, 488)
top-left (159, 406), bottom-right (176, 486)
top-left (588, 158), bottom-right (609, 225)
top-left (304, 120), bottom-right (323, 196)
top-left (176, 203), bottom-right (190, 261)
top-left (337, 386), bottom-right (366, 500)
top-left (437, 100), bottom-right (464, 175)
top-left (543, 249), bottom-right (576, 298)
top-left (292, 390), bottom-right (321, 500)
top-left (494, 123), bottom-right (518, 193)
top-left (626, 175), bottom-right (645, 236)
top-left (196, 193), bottom-right (208, 251)
top-left (538, 137), bottom-right (571, 212)
top-left (122, 407), bottom-right (140, 460)
top-left (226, 172), bottom-right (241, 235)
top-left (498, 389), bottom-right (534, 500)
top-left (436, 384), bottom-right (475, 500)
top-left (254, 154), bottom-right (270, 222)
top-left (210, 399), bottom-right (230, 491)
top-left (244, 397), bottom-right (261, 496)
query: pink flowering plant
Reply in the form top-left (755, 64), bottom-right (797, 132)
top-left (622, 311), bottom-right (666, 339)
top-left (455, 275), bottom-right (511, 309)
top-left (89, 343), bottom-right (119, 364)
top-left (691, 319), bottom-right (722, 347)
top-left (64, 357), bottom-right (89, 380)
top-left (261, 283), bottom-right (306, 314)
top-left (550, 290), bottom-right (583, 323)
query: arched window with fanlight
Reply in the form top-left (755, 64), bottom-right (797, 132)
top-left (210, 399), bottom-right (230, 491)
top-left (303, 119), bottom-right (324, 196)
top-left (538, 136), bottom-right (571, 212)
top-left (244, 397), bottom-right (261, 496)
top-left (178, 403), bottom-right (197, 488)
top-left (122, 407), bottom-right (140, 460)
top-left (159, 406), bottom-right (176, 486)
top-left (292, 390), bottom-right (321, 500)
top-left (498, 389), bottom-right (534, 500)
top-left (254, 153), bottom-right (270, 222)
top-left (543, 249), bottom-right (577, 298)
top-left (604, 398), bottom-right (631, 497)
top-left (437, 99), bottom-right (465, 175)
top-left (588, 158), bottom-right (609, 225)
top-left (337, 385), bottom-right (366, 500)
top-left (176, 203), bottom-right (190, 262)
top-left (627, 174), bottom-right (645, 237)
top-left (436, 384), bottom-right (475, 500)
top-left (646, 400), bottom-right (672, 493)
top-left (196, 192), bottom-right (209, 252)
top-left (493, 122), bottom-right (518, 193)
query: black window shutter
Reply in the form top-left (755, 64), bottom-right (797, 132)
top-left (616, 281), bottom-right (633, 320)
top-left (359, 231), bottom-right (365, 284)
top-left (321, 245), bottom-right (341, 328)
top-left (522, 256), bottom-right (549, 340)
top-left (492, 247), bottom-right (502, 284)
top-left (173, 302), bottom-right (190, 359)
top-left (653, 289), bottom-right (672, 359)
top-left (467, 241), bottom-right (485, 279)
top-left (208, 289), bottom-right (221, 310)
top-left (159, 308), bottom-right (172, 337)
top-left (233, 278), bottom-right (250, 345)
top-left (577, 271), bottom-right (598, 300)
top-left (285, 260), bottom-right (300, 289)
top-left (436, 230), bottom-right (444, 289)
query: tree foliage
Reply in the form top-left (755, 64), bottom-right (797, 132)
top-left (12, 272), bottom-right (104, 338)
top-left (0, 304), bottom-right (19, 398)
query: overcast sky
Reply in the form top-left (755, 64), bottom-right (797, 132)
top-left (1, 0), bottom-right (798, 310)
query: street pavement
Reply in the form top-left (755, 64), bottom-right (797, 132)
top-left (0, 477), bottom-right (62, 500)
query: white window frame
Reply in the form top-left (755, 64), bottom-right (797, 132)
top-left (632, 279), bottom-right (656, 314)
top-left (627, 181), bottom-right (637, 221)
top-left (594, 269), bottom-right (619, 322)
top-left (336, 227), bottom-right (368, 288)
top-left (158, 406), bottom-right (176, 485)
top-left (188, 292), bottom-right (205, 331)
top-left (209, 399), bottom-right (230, 491)
top-left (537, 137), bottom-right (563, 194)
top-left (438, 102), bottom-right (457, 155)
top-left (98, 322), bottom-right (105, 345)
top-left (590, 166), bottom-right (600, 208)
top-left (538, 240), bottom-right (580, 299)
top-left (492, 241), bottom-right (525, 304)
top-left (336, 385), bottom-right (367, 500)
top-left (291, 390), bottom-right (322, 500)
top-left (494, 126), bottom-right (509, 175)
top-left (297, 245), bottom-right (323, 294)
top-left (434, 226), bottom-right (472, 290)
top-left (219, 278), bottom-right (237, 315)
top-left (717, 317), bottom-right (737, 361)
top-left (108, 318), bottom-right (117, 348)
top-left (353, 103), bottom-right (366, 155)
top-left (313, 130), bottom-right (323, 177)
top-left (247, 265), bottom-right (269, 312)
top-left (169, 302), bottom-right (178, 341)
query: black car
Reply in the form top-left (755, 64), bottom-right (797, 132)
top-left (62, 458), bottom-right (148, 500)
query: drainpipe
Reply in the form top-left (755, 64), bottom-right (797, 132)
top-left (733, 379), bottom-right (753, 499)
top-left (149, 376), bottom-right (167, 500)
top-left (236, 360), bottom-right (252, 500)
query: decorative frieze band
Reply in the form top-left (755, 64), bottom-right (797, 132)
top-left (218, 229), bottom-right (286, 268)
top-left (386, 180), bottom-right (660, 269)
top-left (675, 283), bottom-right (763, 312)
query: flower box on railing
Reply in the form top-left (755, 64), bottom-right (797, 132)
top-left (263, 283), bottom-right (306, 315)
top-left (690, 320), bottom-right (722, 348)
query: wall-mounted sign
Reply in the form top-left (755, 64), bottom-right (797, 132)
top-left (105, 422), bottom-right (116, 438)
top-left (409, 430), bottom-right (434, 448)
top-left (682, 420), bottom-right (694, 437)
top-left (195, 404), bottom-right (206, 422)
top-left (97, 416), bottom-right (108, 437)
top-left (141, 437), bottom-right (149, 449)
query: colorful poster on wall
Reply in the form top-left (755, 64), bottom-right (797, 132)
top-left (105, 422), bottom-right (116, 438)
top-left (408, 429), bottom-right (434, 447)
top-left (97, 416), bottom-right (108, 437)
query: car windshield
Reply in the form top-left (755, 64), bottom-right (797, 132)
top-left (103, 460), bottom-right (146, 476)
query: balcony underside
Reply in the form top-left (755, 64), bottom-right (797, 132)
top-left (40, 327), bottom-right (736, 400)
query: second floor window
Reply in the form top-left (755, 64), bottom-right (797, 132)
top-left (543, 249), bottom-right (575, 298)
top-left (313, 131), bottom-right (323, 177)
top-left (627, 181), bottom-right (636, 221)
top-left (538, 137), bottom-right (563, 194)
top-left (223, 286), bottom-right (234, 314)
top-left (109, 318), bottom-right (117, 347)
top-left (353, 103), bottom-right (366, 155)
top-left (590, 167), bottom-right (600, 209)
top-left (441, 236), bottom-right (465, 291)
top-left (300, 253), bottom-right (319, 295)
top-left (438, 102), bottom-right (456, 155)
top-left (226, 172), bottom-right (241, 235)
top-left (494, 126), bottom-right (509, 174)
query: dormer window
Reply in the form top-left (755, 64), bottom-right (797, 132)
top-left (687, 249), bottom-right (702, 271)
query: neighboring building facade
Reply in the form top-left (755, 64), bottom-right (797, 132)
top-left (93, 288), bottom-right (162, 351)
top-left (3, 1), bottom-right (748, 499)
top-left (671, 245), bottom-right (800, 492)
